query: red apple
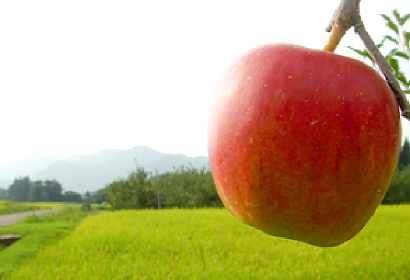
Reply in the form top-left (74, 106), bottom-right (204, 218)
top-left (207, 44), bottom-right (401, 247)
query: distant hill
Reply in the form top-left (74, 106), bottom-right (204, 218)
top-left (0, 146), bottom-right (209, 193)
top-left (0, 155), bottom-right (58, 181)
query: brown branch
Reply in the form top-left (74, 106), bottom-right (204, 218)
top-left (325, 0), bottom-right (410, 120)
top-left (351, 13), bottom-right (410, 119)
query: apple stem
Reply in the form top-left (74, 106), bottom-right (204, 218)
top-left (325, 0), bottom-right (410, 120)
top-left (324, 0), bottom-right (360, 52)
top-left (323, 25), bottom-right (346, 52)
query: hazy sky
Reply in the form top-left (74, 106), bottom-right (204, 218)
top-left (0, 0), bottom-right (409, 164)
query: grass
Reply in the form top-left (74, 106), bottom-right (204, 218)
top-left (0, 201), bottom-right (65, 215)
top-left (0, 202), bottom-right (110, 215)
top-left (1, 205), bottom-right (409, 280)
top-left (0, 207), bottom-right (88, 278)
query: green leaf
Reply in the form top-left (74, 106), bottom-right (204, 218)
top-left (362, 50), bottom-right (376, 65)
top-left (399, 13), bottom-right (410, 26)
top-left (346, 46), bottom-right (366, 57)
top-left (377, 37), bottom-right (387, 49)
top-left (381, 14), bottom-right (392, 23)
top-left (404, 31), bottom-right (410, 47)
top-left (387, 57), bottom-right (399, 75)
top-left (393, 9), bottom-right (401, 23)
top-left (384, 35), bottom-right (399, 45)
top-left (381, 14), bottom-right (399, 34)
top-left (347, 46), bottom-right (375, 64)
top-left (387, 21), bottom-right (399, 35)
top-left (395, 51), bottom-right (409, 60)
top-left (386, 48), bottom-right (399, 58)
top-left (397, 73), bottom-right (408, 85)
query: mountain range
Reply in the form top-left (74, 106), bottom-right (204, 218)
top-left (0, 146), bottom-right (209, 194)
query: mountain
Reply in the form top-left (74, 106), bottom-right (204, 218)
top-left (67, 146), bottom-right (168, 169)
top-left (0, 146), bottom-right (209, 193)
top-left (65, 149), bottom-right (123, 166)
top-left (32, 160), bottom-right (106, 193)
top-left (0, 155), bottom-right (59, 180)
top-left (144, 153), bottom-right (209, 174)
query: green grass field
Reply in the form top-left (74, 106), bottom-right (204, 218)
top-left (1, 205), bottom-right (409, 279)
top-left (0, 207), bottom-right (88, 277)
top-left (0, 201), bottom-right (65, 215)
top-left (0, 202), bottom-right (110, 215)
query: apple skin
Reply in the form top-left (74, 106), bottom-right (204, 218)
top-left (207, 44), bottom-right (401, 247)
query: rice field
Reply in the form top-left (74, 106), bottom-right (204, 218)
top-left (0, 202), bottom-right (110, 215)
top-left (3, 205), bottom-right (410, 280)
top-left (0, 201), bottom-right (65, 215)
top-left (16, 202), bottom-right (65, 209)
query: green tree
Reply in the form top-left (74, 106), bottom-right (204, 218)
top-left (8, 176), bottom-right (32, 202)
top-left (149, 164), bottom-right (222, 208)
top-left (63, 191), bottom-right (83, 203)
top-left (106, 167), bottom-right (151, 210)
top-left (47, 180), bottom-right (63, 202)
top-left (91, 188), bottom-right (109, 204)
top-left (399, 137), bottom-right (410, 170)
top-left (29, 180), bottom-right (45, 202)
top-left (106, 162), bottom-right (222, 210)
top-left (35, 179), bottom-right (63, 202)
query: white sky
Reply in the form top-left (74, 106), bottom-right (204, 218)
top-left (0, 0), bottom-right (409, 164)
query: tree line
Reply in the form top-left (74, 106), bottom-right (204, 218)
top-left (0, 176), bottom-right (90, 203)
top-left (0, 139), bottom-right (409, 206)
top-left (105, 163), bottom-right (223, 210)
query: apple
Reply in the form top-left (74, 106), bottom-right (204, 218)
top-left (207, 44), bottom-right (401, 247)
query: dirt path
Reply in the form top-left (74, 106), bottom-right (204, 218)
top-left (0, 209), bottom-right (60, 228)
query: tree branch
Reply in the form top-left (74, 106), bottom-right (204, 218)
top-left (325, 0), bottom-right (410, 120)
top-left (351, 13), bottom-right (410, 119)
